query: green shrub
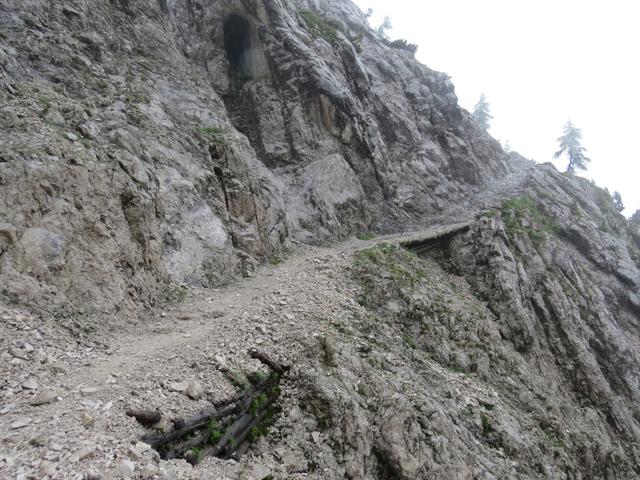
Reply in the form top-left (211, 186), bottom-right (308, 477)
top-left (300, 10), bottom-right (339, 44)
top-left (480, 210), bottom-right (497, 218)
top-left (594, 188), bottom-right (617, 216)
top-left (402, 334), bottom-right (417, 349)
top-left (37, 95), bottom-right (53, 117)
top-left (539, 422), bottom-right (565, 455)
top-left (166, 284), bottom-right (188, 304)
top-left (187, 447), bottom-right (202, 461)
top-left (227, 369), bottom-right (251, 391)
top-left (353, 243), bottom-right (426, 308)
top-left (269, 255), bottom-right (283, 266)
top-left (198, 126), bottom-right (225, 145)
top-left (501, 196), bottom-right (560, 248)
top-left (356, 232), bottom-right (376, 241)
top-left (251, 393), bottom-right (269, 414)
top-left (480, 414), bottom-right (494, 435)
top-left (385, 38), bottom-right (418, 54)
top-left (208, 420), bottom-right (222, 444)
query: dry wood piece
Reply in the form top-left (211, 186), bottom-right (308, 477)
top-left (126, 409), bottom-right (162, 427)
top-left (249, 348), bottom-right (290, 375)
top-left (128, 350), bottom-right (287, 465)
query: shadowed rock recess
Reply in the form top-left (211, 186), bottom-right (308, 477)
top-left (0, 0), bottom-right (639, 479)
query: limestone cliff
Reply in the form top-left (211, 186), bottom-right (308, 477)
top-left (1, 1), bottom-right (640, 480)
top-left (0, 0), bottom-right (506, 318)
top-left (282, 165), bottom-right (640, 478)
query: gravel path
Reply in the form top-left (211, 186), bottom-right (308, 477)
top-left (0, 237), bottom-right (379, 479)
top-left (0, 169), bottom-right (533, 479)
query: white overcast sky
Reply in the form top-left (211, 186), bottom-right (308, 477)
top-left (353, 0), bottom-right (640, 215)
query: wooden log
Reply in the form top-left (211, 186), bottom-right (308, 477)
top-left (248, 349), bottom-right (290, 375)
top-left (164, 429), bottom-right (209, 460)
top-left (224, 401), bottom-right (273, 459)
top-left (219, 366), bottom-right (250, 390)
top-left (126, 409), bottom-right (162, 427)
top-left (232, 440), bottom-right (251, 459)
top-left (195, 390), bottom-right (278, 463)
top-left (142, 403), bottom-right (237, 449)
top-left (132, 351), bottom-right (287, 463)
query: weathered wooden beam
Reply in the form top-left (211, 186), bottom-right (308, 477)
top-left (126, 409), bottom-right (162, 427)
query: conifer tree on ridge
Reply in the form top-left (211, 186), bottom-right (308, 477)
top-left (473, 94), bottom-right (493, 131)
top-left (554, 120), bottom-right (591, 173)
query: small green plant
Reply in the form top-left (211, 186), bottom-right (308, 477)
top-left (166, 284), bottom-right (188, 304)
top-left (570, 201), bottom-right (583, 219)
top-left (539, 422), bottom-right (565, 456)
top-left (269, 255), bottom-right (283, 266)
top-left (198, 126), bottom-right (225, 145)
top-left (353, 243), bottom-right (427, 308)
top-left (356, 232), bottom-right (376, 241)
top-left (448, 361), bottom-right (465, 374)
top-left (249, 426), bottom-right (261, 441)
top-left (80, 138), bottom-right (92, 149)
top-left (207, 419), bottom-right (223, 444)
top-left (37, 95), bottom-right (53, 117)
top-left (300, 10), bottom-right (339, 44)
top-left (402, 333), bottom-right (417, 349)
top-left (501, 196), bottom-right (560, 248)
top-left (251, 393), bottom-right (269, 414)
top-left (187, 447), bottom-right (203, 461)
top-left (227, 369), bottom-right (251, 391)
top-left (480, 414), bottom-right (494, 435)
top-left (385, 38), bottom-right (418, 54)
top-left (480, 210), bottom-right (497, 218)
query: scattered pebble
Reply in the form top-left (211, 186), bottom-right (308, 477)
top-left (80, 387), bottom-right (99, 397)
top-left (10, 419), bottom-right (31, 429)
top-left (22, 378), bottom-right (38, 390)
top-left (186, 381), bottom-right (203, 400)
top-left (118, 459), bottom-right (136, 478)
top-left (30, 392), bottom-right (56, 406)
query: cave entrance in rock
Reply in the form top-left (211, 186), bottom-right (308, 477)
top-left (224, 14), bottom-right (252, 74)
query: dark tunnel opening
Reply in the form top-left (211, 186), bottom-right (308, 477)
top-left (223, 14), bottom-right (252, 73)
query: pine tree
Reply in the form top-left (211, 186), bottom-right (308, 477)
top-left (472, 94), bottom-right (493, 130)
top-left (630, 209), bottom-right (640, 226)
top-left (554, 120), bottom-right (591, 173)
top-left (376, 16), bottom-right (392, 40)
top-left (613, 192), bottom-right (624, 213)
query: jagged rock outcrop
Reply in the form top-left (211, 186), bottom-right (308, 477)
top-left (2, 1), bottom-right (640, 479)
top-left (267, 167), bottom-right (640, 479)
top-left (0, 0), bottom-right (507, 318)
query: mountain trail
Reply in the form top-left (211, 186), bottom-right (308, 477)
top-left (0, 167), bottom-right (542, 479)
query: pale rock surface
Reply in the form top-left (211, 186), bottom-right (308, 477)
top-left (0, 1), bottom-right (639, 480)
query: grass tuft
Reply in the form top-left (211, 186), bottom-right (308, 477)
top-left (501, 196), bottom-right (560, 249)
top-left (199, 126), bottom-right (226, 145)
top-left (356, 232), bottom-right (376, 241)
top-left (300, 10), bottom-right (340, 44)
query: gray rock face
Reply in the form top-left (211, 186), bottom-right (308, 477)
top-left (275, 166), bottom-right (640, 479)
top-left (0, 0), bottom-right (506, 318)
top-left (2, 1), bottom-right (639, 479)
top-left (272, 172), bottom-right (640, 479)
